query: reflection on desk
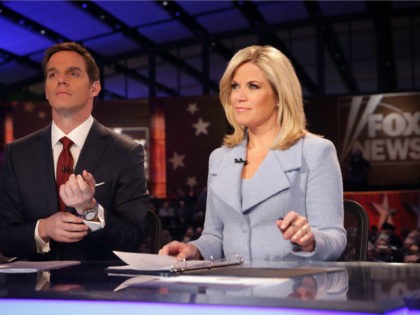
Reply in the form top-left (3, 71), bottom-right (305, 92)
top-left (113, 267), bottom-right (348, 301)
top-left (0, 261), bottom-right (419, 315)
top-left (193, 269), bottom-right (348, 301)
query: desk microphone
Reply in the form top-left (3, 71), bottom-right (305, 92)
top-left (234, 158), bottom-right (248, 165)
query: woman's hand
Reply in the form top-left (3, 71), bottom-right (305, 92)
top-left (276, 211), bottom-right (315, 252)
top-left (158, 241), bottom-right (202, 260)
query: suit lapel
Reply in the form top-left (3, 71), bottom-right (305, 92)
top-left (36, 125), bottom-right (60, 214)
top-left (74, 120), bottom-right (110, 174)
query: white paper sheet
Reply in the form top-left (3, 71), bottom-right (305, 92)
top-left (112, 250), bottom-right (210, 272)
top-left (0, 260), bottom-right (80, 273)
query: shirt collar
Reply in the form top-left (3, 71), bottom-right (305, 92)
top-left (51, 116), bottom-right (94, 148)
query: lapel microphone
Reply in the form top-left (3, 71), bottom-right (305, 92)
top-left (234, 158), bottom-right (248, 165)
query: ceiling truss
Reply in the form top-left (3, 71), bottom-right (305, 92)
top-left (0, 1), bottom-right (418, 100)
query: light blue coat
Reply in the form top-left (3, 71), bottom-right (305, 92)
top-left (191, 133), bottom-right (346, 262)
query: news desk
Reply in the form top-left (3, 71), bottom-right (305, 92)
top-left (1, 260), bottom-right (419, 315)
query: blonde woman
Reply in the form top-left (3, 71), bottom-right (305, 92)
top-left (160, 45), bottom-right (346, 262)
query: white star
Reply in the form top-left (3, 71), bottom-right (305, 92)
top-left (192, 117), bottom-right (210, 136)
top-left (187, 102), bottom-right (198, 115)
top-left (372, 193), bottom-right (397, 228)
top-left (168, 151), bottom-right (185, 171)
top-left (186, 176), bottom-right (197, 188)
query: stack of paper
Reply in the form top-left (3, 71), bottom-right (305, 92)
top-left (109, 251), bottom-right (211, 273)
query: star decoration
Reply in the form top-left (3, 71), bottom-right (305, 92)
top-left (187, 102), bottom-right (198, 115)
top-left (372, 193), bottom-right (397, 228)
top-left (168, 151), bottom-right (185, 171)
top-left (186, 176), bottom-right (197, 188)
top-left (192, 117), bottom-right (210, 136)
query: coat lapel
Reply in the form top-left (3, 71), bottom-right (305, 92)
top-left (210, 137), bottom-right (304, 213)
top-left (74, 120), bottom-right (110, 174)
top-left (241, 139), bottom-right (303, 212)
top-left (40, 125), bottom-right (61, 214)
top-left (210, 141), bottom-right (247, 213)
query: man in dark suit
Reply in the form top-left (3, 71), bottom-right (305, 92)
top-left (0, 42), bottom-right (150, 261)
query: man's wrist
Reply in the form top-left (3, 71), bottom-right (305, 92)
top-left (82, 201), bottom-right (99, 221)
top-left (84, 198), bottom-right (97, 211)
top-left (75, 198), bottom-right (96, 215)
top-left (38, 219), bottom-right (50, 243)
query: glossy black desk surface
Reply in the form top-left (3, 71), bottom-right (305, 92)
top-left (1, 260), bottom-right (420, 315)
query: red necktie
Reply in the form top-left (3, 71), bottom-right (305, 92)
top-left (56, 137), bottom-right (74, 211)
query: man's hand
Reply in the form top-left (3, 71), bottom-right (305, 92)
top-left (59, 170), bottom-right (96, 215)
top-left (38, 211), bottom-right (89, 243)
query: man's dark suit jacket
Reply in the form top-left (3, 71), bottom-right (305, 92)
top-left (0, 120), bottom-right (150, 261)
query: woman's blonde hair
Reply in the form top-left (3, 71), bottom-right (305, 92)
top-left (219, 45), bottom-right (307, 150)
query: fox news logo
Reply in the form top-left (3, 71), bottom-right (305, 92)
top-left (340, 94), bottom-right (420, 164)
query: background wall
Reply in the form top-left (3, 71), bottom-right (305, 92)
top-left (1, 91), bottom-right (419, 197)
